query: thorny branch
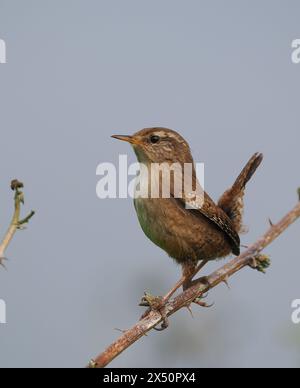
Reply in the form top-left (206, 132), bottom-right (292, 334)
top-left (88, 190), bottom-right (300, 368)
top-left (0, 180), bottom-right (35, 267)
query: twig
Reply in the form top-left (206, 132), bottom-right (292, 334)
top-left (88, 191), bottom-right (300, 368)
top-left (0, 180), bottom-right (35, 265)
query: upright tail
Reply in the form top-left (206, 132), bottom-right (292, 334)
top-left (218, 153), bottom-right (263, 233)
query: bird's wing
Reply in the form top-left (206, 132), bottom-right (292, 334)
top-left (170, 174), bottom-right (241, 256)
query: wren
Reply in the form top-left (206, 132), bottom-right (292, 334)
top-left (112, 128), bottom-right (263, 307)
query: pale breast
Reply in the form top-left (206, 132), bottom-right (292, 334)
top-left (132, 163), bottom-right (232, 263)
top-left (134, 197), bottom-right (169, 250)
top-left (134, 196), bottom-right (232, 264)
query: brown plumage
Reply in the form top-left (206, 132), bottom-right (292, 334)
top-left (218, 152), bottom-right (263, 233)
top-left (112, 127), bottom-right (263, 294)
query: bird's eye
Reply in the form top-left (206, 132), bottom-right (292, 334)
top-left (150, 135), bottom-right (160, 144)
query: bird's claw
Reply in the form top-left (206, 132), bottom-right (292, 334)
top-left (139, 292), bottom-right (164, 309)
top-left (198, 275), bottom-right (211, 288)
top-left (186, 276), bottom-right (213, 307)
top-left (153, 311), bottom-right (169, 331)
top-left (139, 292), bottom-right (169, 331)
top-left (186, 275), bottom-right (211, 291)
top-left (193, 297), bottom-right (214, 308)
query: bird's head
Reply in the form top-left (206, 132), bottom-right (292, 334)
top-left (112, 127), bottom-right (194, 165)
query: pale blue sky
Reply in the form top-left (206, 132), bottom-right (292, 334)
top-left (0, 0), bottom-right (299, 367)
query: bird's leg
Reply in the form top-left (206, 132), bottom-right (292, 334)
top-left (181, 260), bottom-right (208, 291)
top-left (161, 277), bottom-right (190, 302)
top-left (183, 276), bottom-right (212, 307)
top-left (162, 260), bottom-right (209, 302)
top-left (139, 293), bottom-right (169, 330)
top-left (139, 260), bottom-right (209, 330)
top-left (182, 260), bottom-right (212, 307)
top-left (182, 273), bottom-right (210, 291)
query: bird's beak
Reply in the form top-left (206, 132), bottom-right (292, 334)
top-left (111, 135), bottom-right (141, 145)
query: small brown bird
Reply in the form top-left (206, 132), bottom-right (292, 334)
top-left (112, 128), bottom-right (263, 306)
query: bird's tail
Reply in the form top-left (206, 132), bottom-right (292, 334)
top-left (218, 153), bottom-right (263, 233)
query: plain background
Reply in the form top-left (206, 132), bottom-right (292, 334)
top-left (0, 0), bottom-right (299, 368)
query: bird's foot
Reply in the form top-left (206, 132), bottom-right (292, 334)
top-left (248, 254), bottom-right (271, 274)
top-left (139, 292), bottom-right (169, 331)
top-left (193, 299), bottom-right (213, 308)
top-left (193, 295), bottom-right (214, 308)
top-left (184, 276), bottom-right (213, 307)
top-left (184, 275), bottom-right (210, 292)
